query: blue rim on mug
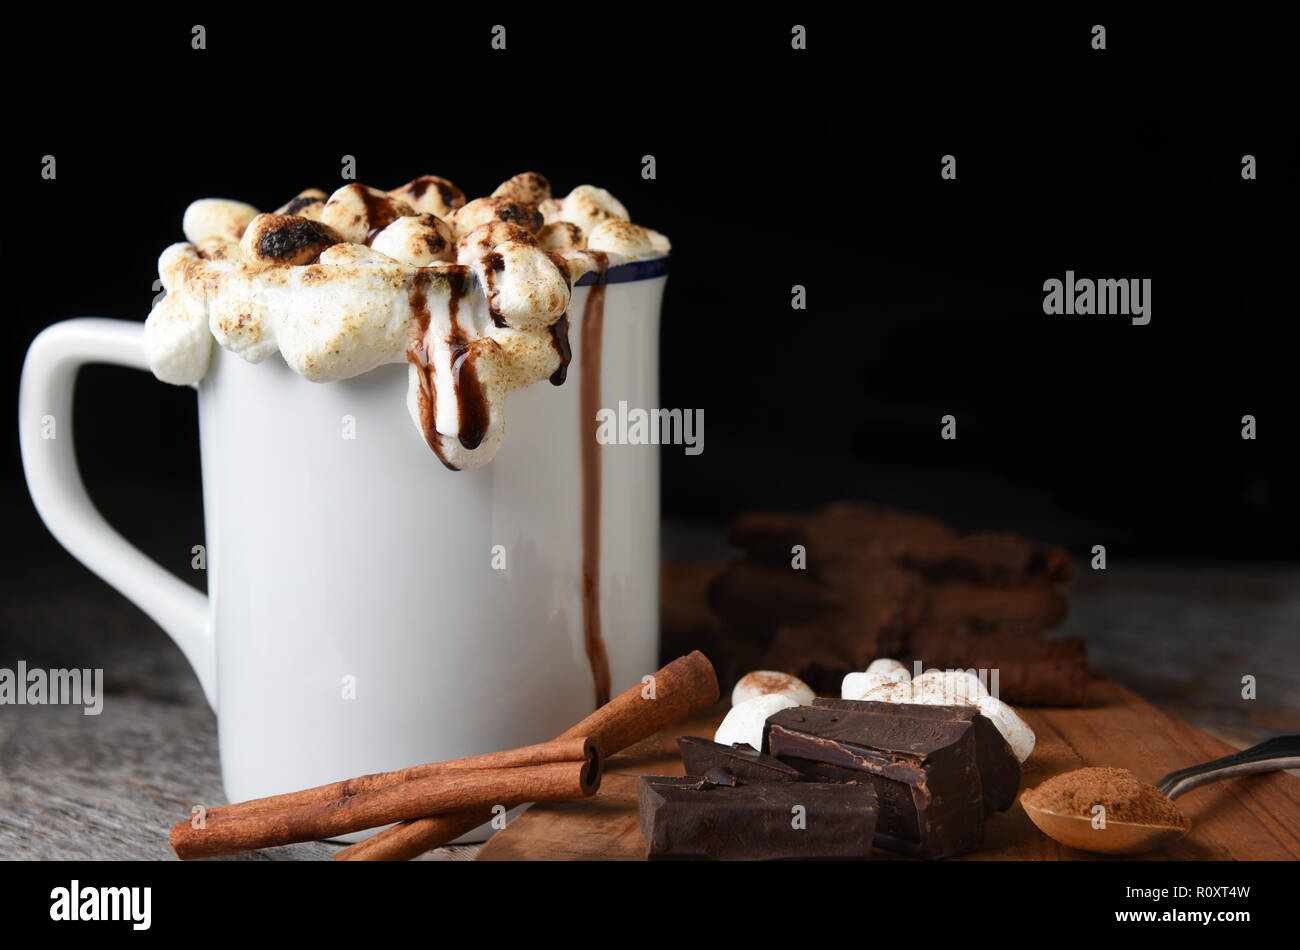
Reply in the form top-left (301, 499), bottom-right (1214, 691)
top-left (575, 256), bottom-right (672, 286)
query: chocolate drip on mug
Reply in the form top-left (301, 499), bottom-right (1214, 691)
top-left (405, 267), bottom-right (475, 471)
top-left (580, 252), bottom-right (611, 708)
top-left (405, 270), bottom-right (446, 466)
top-left (548, 314), bottom-right (572, 385)
top-left (446, 272), bottom-right (490, 452)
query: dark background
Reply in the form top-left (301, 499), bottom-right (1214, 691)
top-left (3, 9), bottom-right (1297, 574)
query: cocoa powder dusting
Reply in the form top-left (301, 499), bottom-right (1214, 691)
top-left (1022, 767), bottom-right (1190, 828)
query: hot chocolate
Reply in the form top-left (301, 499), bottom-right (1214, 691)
top-left (143, 171), bottom-right (670, 707)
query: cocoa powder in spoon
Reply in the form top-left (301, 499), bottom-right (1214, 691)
top-left (1022, 767), bottom-right (1191, 828)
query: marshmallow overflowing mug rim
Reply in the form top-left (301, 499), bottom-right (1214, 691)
top-left (143, 172), bottom-right (670, 471)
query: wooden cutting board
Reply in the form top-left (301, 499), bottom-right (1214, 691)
top-left (477, 677), bottom-right (1300, 860)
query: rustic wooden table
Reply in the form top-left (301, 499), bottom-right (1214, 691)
top-left (3, 499), bottom-right (1297, 860)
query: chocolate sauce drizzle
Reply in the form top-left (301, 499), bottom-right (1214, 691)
top-left (404, 266), bottom-right (488, 470)
top-left (548, 314), bottom-right (572, 385)
top-left (359, 186), bottom-right (405, 246)
top-left (481, 252), bottom-right (509, 328)
top-left (407, 249), bottom-right (612, 707)
top-left (579, 252), bottom-right (611, 708)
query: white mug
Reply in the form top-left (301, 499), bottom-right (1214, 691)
top-left (19, 262), bottom-right (668, 824)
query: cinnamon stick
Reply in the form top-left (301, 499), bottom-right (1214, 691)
top-left (200, 735), bottom-right (594, 821)
top-left (172, 755), bottom-right (600, 860)
top-left (334, 650), bottom-right (720, 861)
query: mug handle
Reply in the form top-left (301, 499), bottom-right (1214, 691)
top-left (18, 318), bottom-right (216, 709)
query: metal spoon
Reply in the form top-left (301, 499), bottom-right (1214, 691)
top-left (1021, 734), bottom-right (1300, 855)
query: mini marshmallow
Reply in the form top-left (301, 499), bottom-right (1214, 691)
top-left (538, 197), bottom-right (564, 224)
top-left (239, 213), bottom-right (342, 265)
top-left (472, 241), bottom-right (569, 330)
top-left (455, 220), bottom-right (537, 265)
top-left (857, 681), bottom-right (915, 704)
top-left (389, 175), bottom-right (466, 218)
top-left (646, 228), bottom-right (672, 255)
top-left (912, 669), bottom-right (990, 704)
top-left (274, 188), bottom-right (327, 220)
top-left (182, 198), bottom-right (260, 245)
top-left (559, 184), bottom-right (629, 235)
top-left (369, 214), bottom-right (456, 266)
top-left (731, 671), bottom-right (815, 707)
top-left (321, 184), bottom-right (415, 244)
top-left (841, 669), bottom-right (910, 701)
top-left (713, 694), bottom-right (799, 750)
top-left (492, 171), bottom-right (552, 204)
top-left (317, 243), bottom-right (401, 267)
top-left (450, 197), bottom-right (544, 239)
top-left (865, 658), bottom-right (911, 680)
top-left (975, 694), bottom-right (1036, 763)
top-left (142, 244), bottom-right (215, 384)
top-left (586, 219), bottom-right (665, 261)
top-left (535, 221), bottom-right (585, 251)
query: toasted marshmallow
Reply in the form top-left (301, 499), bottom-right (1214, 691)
top-left (732, 671), bottom-right (815, 707)
top-left (402, 272), bottom-right (511, 470)
top-left (369, 214), bottom-right (456, 266)
top-left (239, 213), bottom-right (343, 265)
top-left (975, 694), bottom-right (1036, 762)
top-left (558, 184), bottom-right (629, 235)
top-left (455, 221), bottom-right (537, 265)
top-left (713, 694), bottom-right (799, 750)
top-left (321, 184), bottom-right (415, 244)
top-left (274, 188), bottom-right (327, 220)
top-left (196, 237), bottom-right (241, 261)
top-left (449, 197), bottom-right (544, 238)
top-left (472, 241), bottom-right (569, 331)
top-left (586, 219), bottom-right (667, 260)
top-left (182, 198), bottom-right (260, 245)
top-left (538, 198), bottom-right (564, 224)
top-left (536, 221), bottom-right (585, 251)
top-left (389, 175), bottom-right (466, 218)
top-left (492, 172), bottom-right (552, 204)
top-left (143, 243), bottom-right (215, 383)
top-left (646, 228), bottom-right (672, 254)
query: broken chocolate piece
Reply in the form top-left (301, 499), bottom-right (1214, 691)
top-left (676, 737), bottom-right (803, 784)
top-left (764, 703), bottom-right (985, 858)
top-left (637, 775), bottom-right (878, 861)
top-left (702, 766), bottom-right (738, 787)
top-left (811, 699), bottom-right (1020, 813)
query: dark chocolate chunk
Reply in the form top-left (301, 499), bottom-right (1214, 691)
top-left (765, 704), bottom-right (985, 858)
top-left (811, 699), bottom-right (1020, 813)
top-left (637, 775), bottom-right (877, 861)
top-left (702, 766), bottom-right (738, 787)
top-left (676, 737), bottom-right (802, 784)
